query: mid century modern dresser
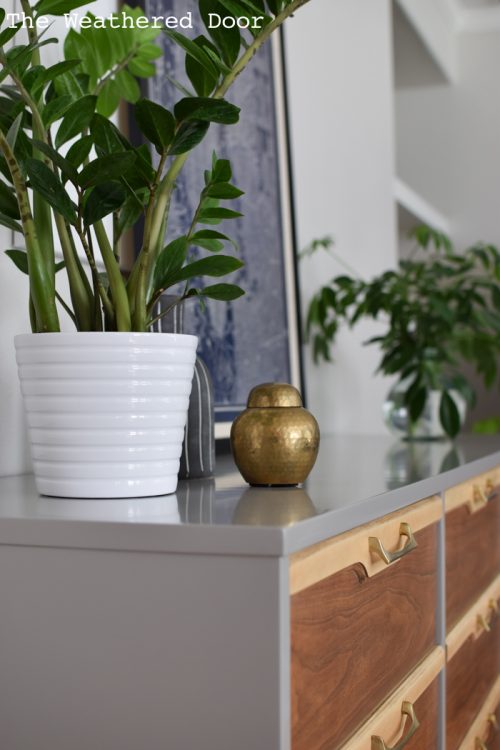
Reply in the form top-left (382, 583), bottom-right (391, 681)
top-left (0, 435), bottom-right (499, 749)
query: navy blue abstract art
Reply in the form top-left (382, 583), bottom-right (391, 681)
top-left (144, 0), bottom-right (301, 433)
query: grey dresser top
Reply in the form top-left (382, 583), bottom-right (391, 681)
top-left (1, 434), bottom-right (499, 557)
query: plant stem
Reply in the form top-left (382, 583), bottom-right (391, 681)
top-left (93, 220), bottom-right (131, 330)
top-left (55, 291), bottom-right (77, 325)
top-left (0, 130), bottom-right (60, 331)
top-left (54, 214), bottom-right (94, 330)
top-left (75, 223), bottom-right (115, 323)
top-left (131, 152), bottom-right (168, 330)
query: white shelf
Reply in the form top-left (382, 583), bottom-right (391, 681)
top-left (394, 177), bottom-right (451, 235)
top-left (395, 0), bottom-right (458, 84)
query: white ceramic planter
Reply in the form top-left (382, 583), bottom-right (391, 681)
top-left (15, 332), bottom-right (198, 499)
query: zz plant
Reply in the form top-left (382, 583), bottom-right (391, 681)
top-left (305, 227), bottom-right (500, 438)
top-left (0, 0), bottom-right (310, 334)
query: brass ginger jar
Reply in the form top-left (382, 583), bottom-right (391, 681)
top-left (230, 383), bottom-right (320, 486)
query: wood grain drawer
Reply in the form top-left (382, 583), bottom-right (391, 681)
top-left (341, 647), bottom-right (444, 750)
top-left (446, 470), bottom-right (500, 629)
top-left (456, 677), bottom-right (500, 750)
top-left (447, 579), bottom-right (500, 750)
top-left (290, 498), bottom-right (441, 750)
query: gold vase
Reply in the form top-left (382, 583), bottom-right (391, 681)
top-left (230, 383), bottom-right (320, 486)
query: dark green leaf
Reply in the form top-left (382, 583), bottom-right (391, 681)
top-left (55, 95), bottom-right (96, 148)
top-left (185, 36), bottom-right (219, 96)
top-left (167, 254), bottom-right (243, 286)
top-left (83, 181), bottom-right (126, 225)
top-left (78, 152), bottom-right (137, 189)
top-left (5, 248), bottom-right (28, 273)
top-left (0, 179), bottom-right (20, 218)
top-left (174, 97), bottom-right (240, 125)
top-left (36, 60), bottom-right (81, 92)
top-left (199, 0), bottom-right (241, 66)
top-left (170, 120), bottom-right (210, 155)
top-left (198, 207), bottom-right (243, 222)
top-left (200, 282), bottom-right (245, 301)
top-left (0, 211), bottom-right (22, 233)
top-left (134, 99), bottom-right (175, 154)
top-left (26, 158), bottom-right (76, 223)
top-left (90, 113), bottom-right (130, 155)
top-left (0, 24), bottom-right (22, 48)
top-left (190, 229), bottom-right (237, 251)
top-left (96, 78), bottom-right (120, 118)
top-left (152, 236), bottom-right (189, 291)
top-left (215, 0), bottom-right (270, 35)
top-left (206, 182), bottom-right (244, 199)
top-left (42, 95), bottom-right (73, 127)
top-left (407, 385), bottom-right (427, 424)
top-left (53, 70), bottom-right (88, 101)
top-left (32, 140), bottom-right (78, 184)
top-left (212, 156), bottom-right (232, 182)
top-left (66, 135), bottom-right (93, 167)
top-left (165, 30), bottom-right (218, 78)
top-left (492, 285), bottom-right (500, 312)
top-left (114, 69), bottom-right (141, 103)
top-left (35, 0), bottom-right (96, 14)
top-left (190, 237), bottom-right (224, 252)
top-left (116, 192), bottom-right (147, 238)
top-left (439, 391), bottom-right (461, 438)
top-left (127, 58), bottom-right (156, 78)
top-left (137, 42), bottom-right (163, 61)
top-left (5, 112), bottom-right (22, 152)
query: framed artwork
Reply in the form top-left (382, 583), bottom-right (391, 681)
top-left (143, 1), bottom-right (303, 437)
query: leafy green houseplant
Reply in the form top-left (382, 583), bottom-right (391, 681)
top-left (305, 228), bottom-right (500, 439)
top-left (0, 0), bottom-right (311, 497)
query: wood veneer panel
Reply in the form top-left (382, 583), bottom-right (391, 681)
top-left (446, 491), bottom-right (500, 629)
top-left (291, 524), bottom-right (438, 750)
top-left (447, 612), bottom-right (500, 750)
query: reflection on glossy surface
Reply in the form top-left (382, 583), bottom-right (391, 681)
top-left (232, 486), bottom-right (317, 526)
top-left (33, 494), bottom-right (180, 523)
top-left (384, 440), bottom-right (465, 489)
top-left (176, 477), bottom-right (217, 524)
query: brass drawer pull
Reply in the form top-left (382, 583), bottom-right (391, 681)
top-left (489, 713), bottom-right (499, 732)
top-left (470, 479), bottom-right (495, 512)
top-left (477, 614), bottom-right (492, 634)
top-left (369, 523), bottom-right (417, 565)
top-left (476, 714), bottom-right (500, 749)
top-left (371, 701), bottom-right (420, 750)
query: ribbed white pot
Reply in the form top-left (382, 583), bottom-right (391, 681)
top-left (15, 332), bottom-right (198, 499)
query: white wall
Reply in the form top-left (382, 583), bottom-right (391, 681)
top-left (285, 0), bottom-right (398, 435)
top-left (396, 29), bottom-right (500, 248)
top-left (0, 0), bottom-right (31, 475)
top-left (395, 27), bottom-right (500, 422)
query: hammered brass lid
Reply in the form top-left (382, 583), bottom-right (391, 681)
top-left (247, 383), bottom-right (303, 408)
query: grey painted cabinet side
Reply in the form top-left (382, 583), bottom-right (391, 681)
top-left (0, 544), bottom-right (287, 750)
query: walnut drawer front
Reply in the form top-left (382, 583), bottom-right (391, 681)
top-left (446, 577), bottom-right (500, 750)
top-left (456, 677), bottom-right (500, 750)
top-left (445, 470), bottom-right (500, 629)
top-left (290, 497), bottom-right (441, 750)
top-left (340, 647), bottom-right (444, 750)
